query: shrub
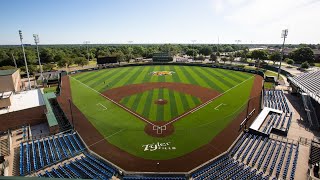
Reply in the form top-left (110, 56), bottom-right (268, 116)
top-left (286, 58), bottom-right (294, 65)
top-left (0, 66), bottom-right (16, 70)
top-left (301, 61), bottom-right (310, 69)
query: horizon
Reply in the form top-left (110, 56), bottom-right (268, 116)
top-left (1, 0), bottom-right (320, 45)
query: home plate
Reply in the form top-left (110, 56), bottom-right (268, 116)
top-left (96, 103), bottom-right (108, 110)
top-left (214, 103), bottom-right (226, 110)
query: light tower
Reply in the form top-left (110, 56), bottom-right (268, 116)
top-left (33, 34), bottom-right (43, 79)
top-left (277, 29), bottom-right (288, 80)
top-left (19, 30), bottom-right (31, 90)
top-left (191, 40), bottom-right (197, 60)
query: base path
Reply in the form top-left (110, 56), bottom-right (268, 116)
top-left (58, 74), bottom-right (263, 172)
top-left (102, 82), bottom-right (220, 103)
top-left (102, 82), bottom-right (221, 137)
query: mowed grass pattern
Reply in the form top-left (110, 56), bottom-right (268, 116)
top-left (73, 65), bottom-right (252, 93)
top-left (120, 88), bottom-right (201, 121)
top-left (70, 65), bottom-right (256, 159)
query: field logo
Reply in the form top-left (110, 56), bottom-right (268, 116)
top-left (142, 142), bottom-right (176, 151)
top-left (150, 71), bottom-right (175, 76)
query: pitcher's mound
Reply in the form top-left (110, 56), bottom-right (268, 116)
top-left (154, 99), bottom-right (168, 105)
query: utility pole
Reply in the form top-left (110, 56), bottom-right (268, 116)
top-left (277, 29), bottom-right (288, 81)
top-left (217, 36), bottom-right (220, 63)
top-left (33, 34), bottom-right (43, 80)
top-left (191, 40), bottom-right (196, 60)
top-left (84, 41), bottom-right (90, 62)
top-left (19, 30), bottom-right (31, 90)
top-left (11, 53), bottom-right (17, 68)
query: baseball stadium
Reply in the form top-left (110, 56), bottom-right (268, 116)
top-left (2, 58), bottom-right (320, 180)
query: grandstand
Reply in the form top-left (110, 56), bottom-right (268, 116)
top-left (249, 90), bottom-right (293, 136)
top-left (263, 90), bottom-right (290, 113)
top-left (289, 70), bottom-right (320, 130)
top-left (192, 132), bottom-right (299, 180)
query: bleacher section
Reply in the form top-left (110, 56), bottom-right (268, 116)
top-left (123, 176), bottom-right (186, 180)
top-left (192, 132), bottom-right (299, 180)
top-left (264, 90), bottom-right (290, 113)
top-left (37, 153), bottom-right (116, 179)
top-left (19, 132), bottom-right (85, 175)
top-left (258, 112), bottom-right (293, 135)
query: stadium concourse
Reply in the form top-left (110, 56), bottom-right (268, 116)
top-left (0, 67), bottom-right (319, 180)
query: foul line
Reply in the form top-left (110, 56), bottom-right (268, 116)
top-left (97, 103), bottom-right (108, 110)
top-left (214, 103), bottom-right (225, 110)
top-left (69, 76), bottom-right (156, 127)
top-left (163, 75), bottom-right (255, 127)
top-left (87, 128), bottom-right (126, 148)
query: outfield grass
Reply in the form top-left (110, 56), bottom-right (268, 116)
top-left (70, 65), bottom-right (255, 159)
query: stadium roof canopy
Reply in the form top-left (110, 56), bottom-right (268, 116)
top-left (0, 69), bottom-right (18, 76)
top-left (288, 70), bottom-right (320, 104)
top-left (0, 89), bottom-right (45, 115)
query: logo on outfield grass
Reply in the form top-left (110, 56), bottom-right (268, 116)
top-left (142, 142), bottom-right (176, 151)
top-left (150, 71), bottom-right (175, 76)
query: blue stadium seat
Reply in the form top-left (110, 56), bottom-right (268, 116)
top-left (37, 140), bottom-right (44, 168)
top-left (31, 141), bottom-right (38, 171)
top-left (19, 143), bottom-right (24, 176)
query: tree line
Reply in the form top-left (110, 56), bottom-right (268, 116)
top-left (0, 44), bottom-right (317, 73)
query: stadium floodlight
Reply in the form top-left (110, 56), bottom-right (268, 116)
top-left (84, 41), bottom-right (90, 62)
top-left (277, 29), bottom-right (288, 80)
top-left (191, 40), bottom-right (197, 60)
top-left (235, 40), bottom-right (241, 44)
top-left (19, 30), bottom-right (31, 90)
top-left (33, 34), bottom-right (43, 80)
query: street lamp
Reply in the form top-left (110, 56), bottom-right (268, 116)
top-left (277, 29), bottom-right (288, 81)
top-left (191, 40), bottom-right (197, 60)
top-left (19, 30), bottom-right (31, 90)
top-left (33, 34), bottom-right (43, 80)
top-left (84, 41), bottom-right (90, 62)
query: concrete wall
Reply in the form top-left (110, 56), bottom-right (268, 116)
top-left (0, 70), bottom-right (21, 93)
top-left (0, 95), bottom-right (12, 109)
top-left (0, 105), bottom-right (46, 131)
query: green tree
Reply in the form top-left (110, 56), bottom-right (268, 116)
top-left (285, 58), bottom-right (294, 65)
top-left (221, 57), bottom-right (228, 64)
top-left (186, 49), bottom-right (198, 57)
top-left (74, 57), bottom-right (89, 67)
top-left (229, 55), bottom-right (235, 64)
top-left (251, 50), bottom-right (268, 60)
top-left (42, 64), bottom-right (55, 71)
top-left (269, 51), bottom-right (281, 65)
top-left (290, 47), bottom-right (315, 63)
top-left (210, 53), bottom-right (217, 63)
top-left (301, 61), bottom-right (310, 69)
top-left (199, 46), bottom-right (212, 56)
top-left (57, 58), bottom-right (68, 68)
